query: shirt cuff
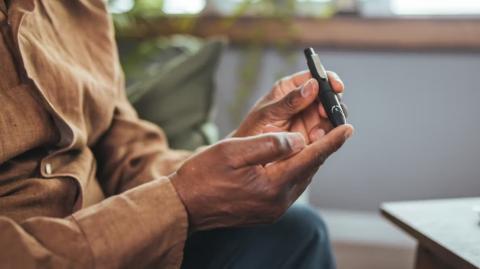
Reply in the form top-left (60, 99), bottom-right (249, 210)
top-left (72, 177), bottom-right (188, 269)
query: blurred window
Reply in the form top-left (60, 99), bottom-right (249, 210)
top-left (108, 0), bottom-right (134, 14)
top-left (108, 0), bottom-right (480, 17)
top-left (390, 0), bottom-right (480, 16)
top-left (162, 0), bottom-right (206, 14)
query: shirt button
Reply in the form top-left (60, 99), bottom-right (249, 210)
top-left (45, 163), bottom-right (53, 175)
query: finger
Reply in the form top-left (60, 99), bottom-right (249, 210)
top-left (269, 124), bottom-right (354, 184)
top-left (290, 70), bottom-right (312, 88)
top-left (264, 79), bottom-right (318, 120)
top-left (327, 71), bottom-right (344, 94)
top-left (316, 118), bottom-right (334, 135)
top-left (341, 102), bottom-right (349, 118)
top-left (301, 105), bottom-right (322, 141)
top-left (318, 103), bottom-right (327, 119)
top-left (318, 94), bottom-right (341, 118)
top-left (290, 116), bottom-right (310, 144)
top-left (318, 99), bottom-right (348, 120)
top-left (290, 70), bottom-right (343, 92)
top-left (337, 92), bottom-right (344, 100)
top-left (262, 124), bottom-right (284, 133)
top-left (224, 132), bottom-right (306, 168)
top-left (267, 71), bottom-right (312, 102)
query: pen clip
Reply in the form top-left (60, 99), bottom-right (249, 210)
top-left (312, 55), bottom-right (328, 81)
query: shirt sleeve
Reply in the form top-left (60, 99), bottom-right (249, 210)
top-left (92, 79), bottom-right (193, 196)
top-left (0, 178), bottom-right (188, 269)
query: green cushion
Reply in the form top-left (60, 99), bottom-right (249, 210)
top-left (119, 35), bottom-right (226, 150)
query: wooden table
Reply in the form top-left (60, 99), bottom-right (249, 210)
top-left (381, 197), bottom-right (480, 269)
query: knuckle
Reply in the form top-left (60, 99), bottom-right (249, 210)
top-left (258, 107), bottom-right (275, 121)
top-left (248, 166), bottom-right (264, 182)
top-left (273, 79), bottom-right (282, 88)
top-left (283, 92), bottom-right (299, 112)
top-left (275, 77), bottom-right (288, 88)
top-left (215, 141), bottom-right (238, 166)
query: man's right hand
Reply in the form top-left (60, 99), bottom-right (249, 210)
top-left (169, 125), bottom-right (353, 232)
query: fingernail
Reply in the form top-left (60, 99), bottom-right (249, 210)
top-left (344, 126), bottom-right (354, 139)
top-left (333, 72), bottom-right (343, 85)
top-left (301, 80), bottom-right (313, 97)
top-left (286, 133), bottom-right (306, 152)
top-left (311, 128), bottom-right (325, 141)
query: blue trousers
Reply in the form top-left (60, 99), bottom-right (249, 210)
top-left (181, 205), bottom-right (336, 269)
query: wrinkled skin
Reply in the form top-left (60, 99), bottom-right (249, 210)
top-left (234, 70), bottom-right (346, 143)
top-left (170, 70), bottom-right (353, 232)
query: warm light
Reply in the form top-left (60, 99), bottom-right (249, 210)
top-left (162, 0), bottom-right (206, 14)
top-left (391, 0), bottom-right (480, 15)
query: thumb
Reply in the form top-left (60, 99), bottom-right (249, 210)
top-left (265, 79), bottom-right (318, 120)
top-left (223, 132), bottom-right (306, 168)
top-left (300, 124), bottom-right (354, 168)
top-left (271, 124), bottom-right (354, 184)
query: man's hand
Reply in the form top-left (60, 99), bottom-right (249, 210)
top-left (234, 70), bottom-right (346, 144)
top-left (169, 127), bottom-right (353, 232)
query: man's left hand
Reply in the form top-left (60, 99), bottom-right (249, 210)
top-left (233, 70), bottom-right (346, 144)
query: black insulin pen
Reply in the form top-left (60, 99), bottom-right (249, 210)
top-left (304, 47), bottom-right (346, 127)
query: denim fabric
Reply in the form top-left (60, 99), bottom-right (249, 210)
top-left (182, 205), bottom-right (336, 269)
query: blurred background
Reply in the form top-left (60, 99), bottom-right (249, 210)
top-left (109, 1), bottom-right (480, 268)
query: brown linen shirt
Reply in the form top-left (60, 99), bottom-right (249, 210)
top-left (0, 0), bottom-right (193, 268)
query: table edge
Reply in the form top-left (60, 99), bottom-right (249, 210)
top-left (380, 203), bottom-right (478, 269)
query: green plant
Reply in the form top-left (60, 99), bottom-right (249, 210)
top-left (110, 0), bottom-right (334, 125)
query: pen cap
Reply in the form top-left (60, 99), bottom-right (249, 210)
top-left (304, 47), bottom-right (316, 58)
top-left (304, 47), bottom-right (328, 81)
